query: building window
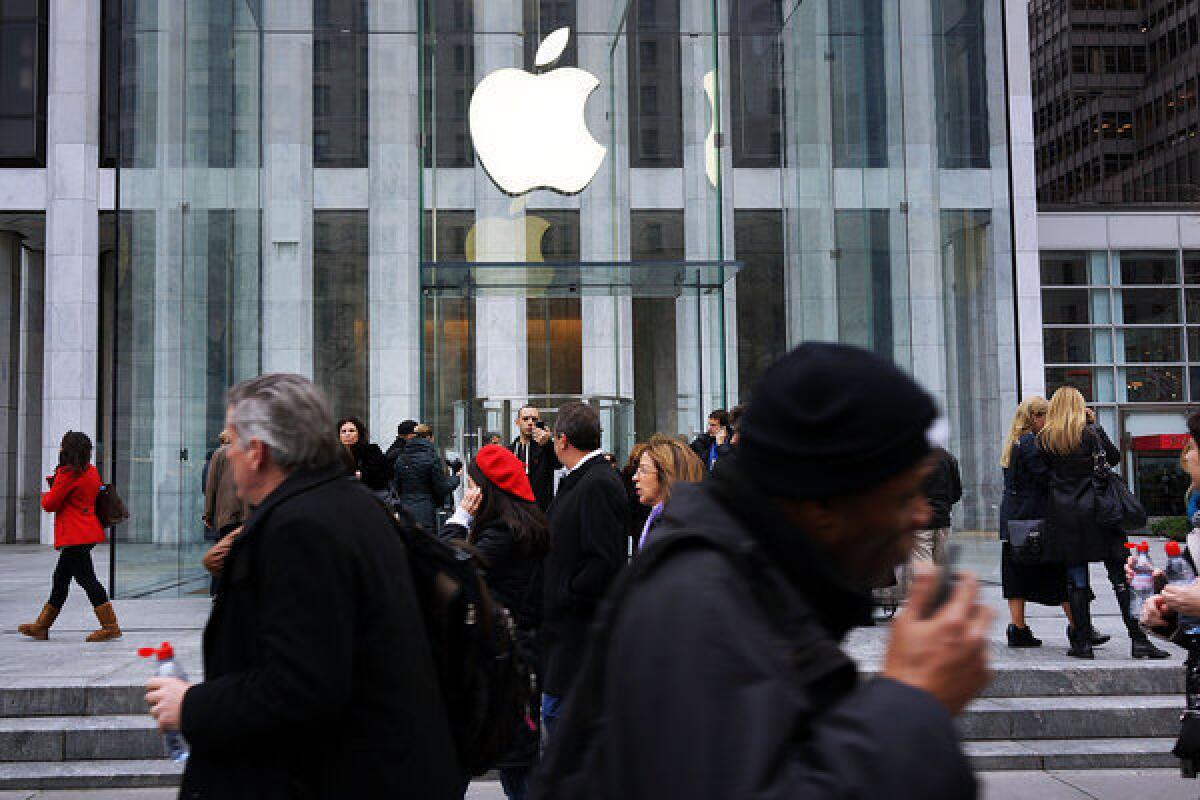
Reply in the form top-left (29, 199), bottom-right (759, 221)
top-left (0, 0), bottom-right (47, 166)
top-left (932, 0), bottom-right (989, 168)
top-left (730, 0), bottom-right (782, 167)
top-left (314, 211), bottom-right (370, 422)
top-left (735, 211), bottom-right (786, 399)
top-left (314, 0), bottom-right (368, 168)
top-left (828, 0), bottom-right (887, 168)
top-left (524, 0), bottom-right (576, 69)
top-left (631, 210), bottom-right (684, 440)
top-left (526, 210), bottom-right (582, 398)
top-left (422, 0), bottom-right (474, 168)
top-left (835, 209), bottom-right (894, 358)
top-left (626, 0), bottom-right (683, 167)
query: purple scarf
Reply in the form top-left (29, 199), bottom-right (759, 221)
top-left (637, 502), bottom-right (665, 550)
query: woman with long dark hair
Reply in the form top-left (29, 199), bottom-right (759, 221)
top-left (337, 416), bottom-right (389, 491)
top-left (18, 431), bottom-right (121, 642)
top-left (443, 444), bottom-right (548, 800)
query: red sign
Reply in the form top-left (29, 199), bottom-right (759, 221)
top-left (1131, 433), bottom-right (1192, 452)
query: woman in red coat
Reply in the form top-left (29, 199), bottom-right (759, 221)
top-left (18, 431), bottom-right (121, 642)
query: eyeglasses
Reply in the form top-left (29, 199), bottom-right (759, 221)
top-left (635, 464), bottom-right (656, 477)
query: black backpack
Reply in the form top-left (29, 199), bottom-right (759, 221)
top-left (382, 504), bottom-right (539, 776)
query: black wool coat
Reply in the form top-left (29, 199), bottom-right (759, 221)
top-left (509, 437), bottom-right (560, 512)
top-left (998, 432), bottom-right (1049, 539)
top-left (1040, 425), bottom-right (1123, 565)
top-left (442, 519), bottom-right (544, 632)
top-left (532, 470), bottom-right (976, 800)
top-left (179, 467), bottom-right (462, 800)
top-left (393, 437), bottom-right (459, 529)
top-left (542, 454), bottom-right (629, 697)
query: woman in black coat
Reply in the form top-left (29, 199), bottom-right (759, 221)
top-left (1038, 387), bottom-right (1167, 660)
top-left (393, 425), bottom-right (460, 530)
top-left (442, 444), bottom-right (548, 800)
top-left (337, 417), bottom-right (389, 491)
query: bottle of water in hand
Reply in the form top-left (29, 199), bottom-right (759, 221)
top-left (1165, 541), bottom-right (1200, 635)
top-left (1126, 541), bottom-right (1157, 621)
top-left (138, 642), bottom-right (190, 762)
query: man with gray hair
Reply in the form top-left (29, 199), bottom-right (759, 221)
top-left (144, 374), bottom-right (461, 798)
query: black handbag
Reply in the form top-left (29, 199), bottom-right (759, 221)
top-left (1006, 519), bottom-right (1048, 565)
top-left (1090, 428), bottom-right (1147, 531)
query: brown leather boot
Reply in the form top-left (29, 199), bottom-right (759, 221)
top-left (17, 604), bottom-right (60, 640)
top-left (85, 602), bottom-right (122, 642)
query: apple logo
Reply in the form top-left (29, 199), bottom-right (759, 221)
top-left (469, 27), bottom-right (606, 196)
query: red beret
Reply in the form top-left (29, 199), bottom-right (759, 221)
top-left (473, 445), bottom-right (536, 505)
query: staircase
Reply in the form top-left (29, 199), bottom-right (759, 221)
top-left (0, 684), bottom-right (183, 789)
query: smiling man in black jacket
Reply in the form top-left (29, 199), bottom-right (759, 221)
top-left (540, 401), bottom-right (629, 741)
top-left (533, 344), bottom-right (991, 800)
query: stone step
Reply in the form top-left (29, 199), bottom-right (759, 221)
top-left (861, 661), bottom-right (1185, 698)
top-left (0, 715), bottom-right (163, 762)
top-left (959, 695), bottom-right (1182, 741)
top-left (0, 759), bottom-right (183, 790)
top-left (0, 685), bottom-right (146, 718)
top-left (965, 737), bottom-right (1182, 771)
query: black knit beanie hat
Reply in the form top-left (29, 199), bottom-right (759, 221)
top-left (737, 343), bottom-right (940, 500)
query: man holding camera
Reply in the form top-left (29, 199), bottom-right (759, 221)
top-left (510, 404), bottom-right (560, 512)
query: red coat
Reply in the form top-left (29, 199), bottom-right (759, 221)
top-left (41, 464), bottom-right (106, 548)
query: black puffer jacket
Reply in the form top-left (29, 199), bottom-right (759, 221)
top-left (392, 437), bottom-right (459, 529)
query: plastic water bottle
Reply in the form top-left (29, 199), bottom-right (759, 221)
top-left (138, 642), bottom-right (190, 762)
top-left (1165, 541), bottom-right (1200, 635)
top-left (1126, 541), bottom-right (1157, 621)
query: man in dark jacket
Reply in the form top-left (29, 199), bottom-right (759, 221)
top-left (541, 401), bottom-right (629, 739)
top-left (510, 404), bottom-right (560, 511)
top-left (144, 374), bottom-right (461, 799)
top-left (912, 445), bottom-right (963, 566)
top-left (689, 408), bottom-right (732, 472)
top-left (532, 344), bottom-right (991, 800)
top-left (384, 418), bottom-right (417, 467)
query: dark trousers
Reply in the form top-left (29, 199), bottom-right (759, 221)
top-left (49, 544), bottom-right (108, 608)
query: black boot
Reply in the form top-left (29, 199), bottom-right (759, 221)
top-left (1006, 623), bottom-right (1042, 648)
top-left (1066, 586), bottom-right (1095, 659)
top-left (1090, 628), bottom-right (1112, 646)
top-left (1113, 582), bottom-right (1170, 660)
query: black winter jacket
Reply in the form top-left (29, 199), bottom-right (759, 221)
top-left (179, 467), bottom-right (461, 799)
top-left (542, 454), bottom-right (629, 697)
top-left (342, 442), bottom-right (390, 491)
top-left (393, 437), bottom-right (459, 529)
top-left (998, 432), bottom-right (1049, 540)
top-left (442, 518), bottom-right (544, 632)
top-left (689, 433), bottom-right (732, 472)
top-left (509, 437), bottom-right (560, 512)
top-left (531, 468), bottom-right (976, 800)
top-left (923, 448), bottom-right (963, 529)
top-left (1040, 425), bottom-right (1122, 565)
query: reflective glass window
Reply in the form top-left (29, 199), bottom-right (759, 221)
top-left (0, 0), bottom-right (45, 164)
top-left (932, 0), bottom-right (989, 168)
top-left (1040, 252), bottom-right (1088, 285)
top-left (632, 210), bottom-right (684, 440)
top-left (314, 211), bottom-right (370, 421)
top-left (422, 0), bottom-right (474, 168)
top-left (731, 0), bottom-right (783, 167)
top-left (828, 0), bottom-right (887, 168)
top-left (524, 0), bottom-right (576, 69)
top-left (1184, 251), bottom-right (1200, 284)
top-left (1046, 367), bottom-right (1097, 402)
top-left (1042, 289), bottom-right (1090, 324)
top-left (526, 211), bottom-right (582, 398)
top-left (1122, 366), bottom-right (1184, 402)
top-left (836, 210), bottom-right (894, 358)
top-left (1120, 327), bottom-right (1181, 362)
top-left (314, 0), bottom-right (368, 167)
top-left (1044, 328), bottom-right (1093, 363)
top-left (1120, 288), bottom-right (1179, 324)
top-left (627, 0), bottom-right (682, 167)
top-left (735, 210), bottom-right (786, 399)
top-left (1119, 251), bottom-right (1179, 284)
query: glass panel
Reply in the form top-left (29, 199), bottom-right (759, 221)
top-left (828, 0), bottom-right (886, 167)
top-left (1089, 251), bottom-right (1109, 284)
top-left (836, 209), bottom-right (895, 357)
top-left (1119, 287), bottom-right (1180, 324)
top-left (0, 0), bottom-right (44, 165)
top-left (632, 210), bottom-right (683, 441)
top-left (1046, 366), bottom-right (1096, 402)
top-left (932, 0), bottom-right (989, 168)
top-left (1192, 367), bottom-right (1200, 402)
top-left (1042, 289), bottom-right (1089, 324)
top-left (1120, 327), bottom-right (1181, 362)
top-left (730, 0), bottom-right (783, 167)
top-left (421, 0), bottom-right (474, 168)
top-left (523, 0), bottom-right (577, 68)
top-left (314, 211), bottom-right (370, 420)
top-left (626, 0), bottom-right (682, 166)
top-left (1187, 289), bottom-right (1200, 323)
top-left (1119, 251), bottom-right (1179, 284)
top-left (1040, 251), bottom-right (1088, 285)
top-left (1122, 366), bottom-right (1184, 402)
top-left (1185, 251), bottom-right (1200, 284)
top-left (313, 0), bottom-right (368, 167)
top-left (1092, 289), bottom-right (1112, 324)
top-left (421, 211), bottom-right (474, 446)
top-left (1137, 454), bottom-right (1191, 516)
top-left (526, 211), bottom-right (582, 397)
top-left (1043, 328), bottom-right (1092, 363)
top-left (734, 210), bottom-right (786, 400)
top-left (1093, 328), bottom-right (1112, 362)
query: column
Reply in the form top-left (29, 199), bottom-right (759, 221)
top-left (0, 234), bottom-right (19, 541)
top-left (472, 0), bottom-right (527, 430)
top-left (369, 0), bottom-right (421, 432)
top-left (16, 248), bottom-right (44, 543)
top-left (261, 0), bottom-right (315, 376)
top-left (42, 0), bottom-right (102, 544)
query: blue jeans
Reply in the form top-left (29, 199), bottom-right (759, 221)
top-left (1067, 564), bottom-right (1090, 589)
top-left (540, 693), bottom-right (563, 744)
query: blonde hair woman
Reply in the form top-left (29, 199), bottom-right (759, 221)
top-left (632, 434), bottom-right (706, 550)
top-left (1038, 387), bottom-right (1167, 660)
top-left (998, 396), bottom-right (1074, 648)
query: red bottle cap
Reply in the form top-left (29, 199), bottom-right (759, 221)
top-left (1166, 541), bottom-right (1183, 557)
top-left (1125, 542), bottom-right (1137, 550)
top-left (1140, 541), bottom-right (1151, 552)
top-left (136, 641), bottom-right (175, 661)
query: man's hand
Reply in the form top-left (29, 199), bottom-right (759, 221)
top-left (715, 427), bottom-right (729, 446)
top-left (1141, 594), bottom-right (1171, 628)
top-left (531, 426), bottom-right (551, 446)
top-left (1125, 555), bottom-right (1167, 593)
top-left (1085, 407), bottom-right (1096, 424)
top-left (881, 567), bottom-right (993, 717)
top-left (145, 676), bottom-right (191, 733)
top-left (1162, 581), bottom-right (1200, 616)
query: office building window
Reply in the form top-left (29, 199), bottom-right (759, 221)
top-left (632, 210), bottom-right (684, 440)
top-left (828, 0), bottom-right (887, 168)
top-left (626, 0), bottom-right (682, 167)
top-left (932, 0), bottom-right (989, 168)
top-left (314, 0), bottom-right (368, 167)
top-left (524, 0), bottom-right (576, 69)
top-left (314, 211), bottom-right (370, 422)
top-left (422, 0), bottom-right (474, 168)
top-left (730, 0), bottom-right (782, 167)
top-left (100, 0), bottom-right (157, 169)
top-left (0, 0), bottom-right (46, 165)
